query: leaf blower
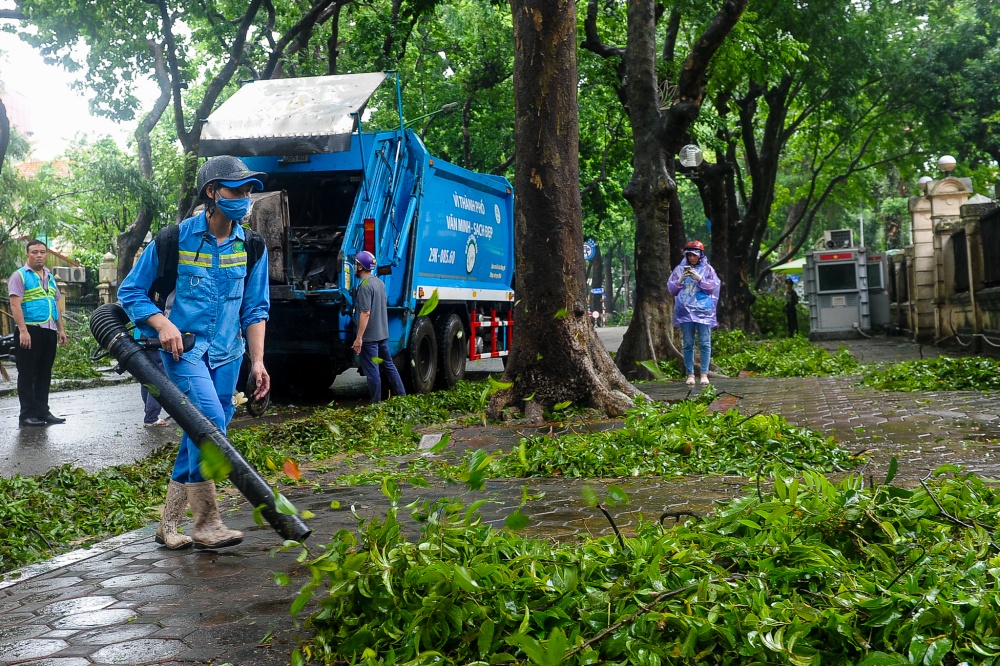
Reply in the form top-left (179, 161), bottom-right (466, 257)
top-left (90, 302), bottom-right (311, 543)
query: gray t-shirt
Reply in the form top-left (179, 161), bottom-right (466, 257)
top-left (355, 275), bottom-right (389, 342)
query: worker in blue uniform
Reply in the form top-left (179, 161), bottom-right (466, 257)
top-left (119, 155), bottom-right (271, 550)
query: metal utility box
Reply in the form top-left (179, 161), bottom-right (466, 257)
top-left (805, 248), bottom-right (871, 336)
top-left (866, 252), bottom-right (890, 328)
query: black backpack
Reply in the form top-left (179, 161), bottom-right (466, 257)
top-left (147, 224), bottom-right (266, 311)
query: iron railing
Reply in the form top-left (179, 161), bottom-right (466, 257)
top-left (953, 230), bottom-right (969, 293)
top-left (896, 256), bottom-right (909, 303)
top-left (982, 210), bottom-right (1000, 287)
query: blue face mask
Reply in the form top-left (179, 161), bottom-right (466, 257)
top-left (215, 196), bottom-right (252, 221)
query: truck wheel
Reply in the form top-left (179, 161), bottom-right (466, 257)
top-left (435, 314), bottom-right (467, 389)
top-left (407, 316), bottom-right (438, 393)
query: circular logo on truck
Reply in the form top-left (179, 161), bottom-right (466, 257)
top-left (494, 203), bottom-right (501, 225)
top-left (466, 235), bottom-right (477, 273)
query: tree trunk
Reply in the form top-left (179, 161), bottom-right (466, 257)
top-left (489, 0), bottom-right (639, 419)
top-left (610, 0), bottom-right (747, 378)
top-left (327, 3), bottom-right (343, 74)
top-left (0, 99), bottom-right (9, 175)
top-left (614, 157), bottom-right (676, 377)
top-left (604, 242), bottom-right (617, 315)
top-left (117, 41), bottom-right (172, 283)
top-left (621, 245), bottom-right (631, 309)
top-left (697, 159), bottom-right (757, 331)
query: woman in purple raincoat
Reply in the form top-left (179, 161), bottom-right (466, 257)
top-left (667, 240), bottom-right (721, 386)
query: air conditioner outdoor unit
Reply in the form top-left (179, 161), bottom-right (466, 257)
top-left (824, 229), bottom-right (854, 249)
top-left (54, 266), bottom-right (87, 283)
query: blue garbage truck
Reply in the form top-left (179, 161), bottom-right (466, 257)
top-left (198, 72), bottom-right (515, 394)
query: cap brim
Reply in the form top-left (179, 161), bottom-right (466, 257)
top-left (219, 177), bottom-right (265, 191)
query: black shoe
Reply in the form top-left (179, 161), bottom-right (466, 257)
top-left (19, 417), bottom-right (49, 427)
top-left (42, 414), bottom-right (67, 424)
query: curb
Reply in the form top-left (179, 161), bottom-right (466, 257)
top-left (0, 525), bottom-right (156, 592)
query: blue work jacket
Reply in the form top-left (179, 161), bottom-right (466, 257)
top-left (119, 211), bottom-right (270, 369)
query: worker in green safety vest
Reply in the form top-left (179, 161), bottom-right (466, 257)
top-left (7, 239), bottom-right (68, 426)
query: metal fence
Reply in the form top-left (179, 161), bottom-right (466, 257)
top-left (952, 230), bottom-right (969, 293)
top-left (1, 297), bottom-right (98, 335)
top-left (982, 211), bottom-right (1000, 287)
top-left (894, 256), bottom-right (909, 303)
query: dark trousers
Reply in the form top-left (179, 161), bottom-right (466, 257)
top-left (786, 309), bottom-right (798, 337)
top-left (140, 348), bottom-right (167, 423)
top-left (359, 339), bottom-right (406, 404)
top-left (14, 326), bottom-right (57, 421)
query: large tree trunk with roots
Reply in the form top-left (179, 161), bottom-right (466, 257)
top-left (614, 160), bottom-right (677, 376)
top-left (488, 0), bottom-right (640, 420)
top-left (609, 0), bottom-right (748, 379)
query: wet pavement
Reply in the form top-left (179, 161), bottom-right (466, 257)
top-left (3, 335), bottom-right (1000, 665)
top-left (1, 383), bottom-right (181, 479)
top-left (0, 354), bottom-right (502, 480)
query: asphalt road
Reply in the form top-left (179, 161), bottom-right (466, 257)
top-left (0, 327), bottom-right (626, 479)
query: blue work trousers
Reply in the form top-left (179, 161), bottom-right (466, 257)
top-left (680, 322), bottom-right (712, 376)
top-left (161, 353), bottom-right (241, 483)
top-left (359, 339), bottom-right (406, 404)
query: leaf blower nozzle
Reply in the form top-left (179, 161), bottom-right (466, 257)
top-left (90, 303), bottom-right (311, 543)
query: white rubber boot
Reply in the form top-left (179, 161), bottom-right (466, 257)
top-left (186, 480), bottom-right (243, 550)
top-left (155, 480), bottom-right (193, 550)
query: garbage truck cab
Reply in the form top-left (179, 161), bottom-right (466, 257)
top-left (199, 72), bottom-right (515, 394)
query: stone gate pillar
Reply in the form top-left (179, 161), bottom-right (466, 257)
top-left (97, 253), bottom-right (118, 305)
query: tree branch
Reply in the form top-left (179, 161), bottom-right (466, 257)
top-left (493, 152), bottom-right (515, 175)
top-left (262, 0), bottom-right (339, 79)
top-left (193, 0), bottom-right (264, 131)
top-left (580, 0), bottom-right (628, 110)
top-left (661, 9), bottom-right (680, 64)
top-left (581, 0), bottom-right (625, 59)
top-left (581, 127), bottom-right (624, 197)
top-left (675, 0), bottom-right (748, 107)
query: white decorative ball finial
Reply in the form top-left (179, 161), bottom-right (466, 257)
top-left (918, 176), bottom-right (932, 191)
top-left (937, 155), bottom-right (957, 173)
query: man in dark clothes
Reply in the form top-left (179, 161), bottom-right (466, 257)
top-left (784, 278), bottom-right (800, 337)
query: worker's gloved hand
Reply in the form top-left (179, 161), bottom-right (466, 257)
top-left (684, 268), bottom-right (701, 283)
